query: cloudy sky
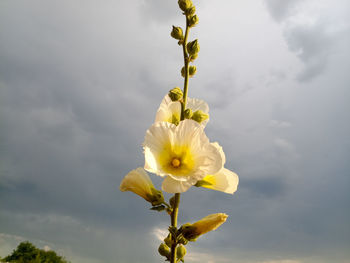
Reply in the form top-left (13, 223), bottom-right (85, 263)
top-left (0, 0), bottom-right (349, 262)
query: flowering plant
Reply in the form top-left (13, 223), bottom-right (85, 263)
top-left (120, 1), bottom-right (239, 262)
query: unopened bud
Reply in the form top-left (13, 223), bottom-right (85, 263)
top-left (176, 244), bottom-right (187, 261)
top-left (158, 243), bottom-right (170, 258)
top-left (181, 67), bottom-right (185, 78)
top-left (189, 53), bottom-right (198, 62)
top-left (185, 6), bottom-right (196, 16)
top-left (178, 0), bottom-right (193, 12)
top-left (188, 15), bottom-right (199, 27)
top-left (191, 110), bottom-right (209, 123)
top-left (189, 65), bottom-right (197, 77)
top-left (171, 26), bottom-right (183, 40)
top-left (180, 213), bottom-right (228, 241)
top-left (168, 87), bottom-right (183, 101)
top-left (184, 108), bottom-right (193, 119)
top-left (187, 39), bottom-right (200, 56)
top-left (181, 66), bottom-right (196, 78)
top-left (120, 168), bottom-right (164, 205)
top-left (164, 234), bottom-right (172, 247)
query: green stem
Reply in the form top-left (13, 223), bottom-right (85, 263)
top-left (170, 15), bottom-right (191, 263)
top-left (170, 193), bottom-right (180, 263)
top-left (181, 18), bottom-right (190, 120)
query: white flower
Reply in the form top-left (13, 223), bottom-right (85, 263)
top-left (120, 167), bottom-right (164, 205)
top-left (155, 95), bottom-right (209, 126)
top-left (155, 95), bottom-right (181, 125)
top-left (200, 168), bottom-right (239, 194)
top-left (143, 119), bottom-right (224, 193)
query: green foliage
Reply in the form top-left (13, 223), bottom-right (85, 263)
top-left (1, 241), bottom-right (70, 263)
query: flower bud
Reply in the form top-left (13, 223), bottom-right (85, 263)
top-left (120, 168), bottom-right (164, 205)
top-left (176, 244), bottom-right (186, 261)
top-left (188, 15), bottom-right (199, 27)
top-left (164, 234), bottom-right (172, 247)
top-left (158, 243), bottom-right (170, 258)
top-left (187, 39), bottom-right (200, 56)
top-left (185, 6), bottom-right (196, 16)
top-left (184, 108), bottom-right (193, 119)
top-left (179, 213), bottom-right (228, 241)
top-left (168, 87), bottom-right (183, 101)
top-left (189, 53), bottom-right (198, 62)
top-left (181, 67), bottom-right (185, 78)
top-left (191, 110), bottom-right (209, 123)
top-left (178, 0), bottom-right (193, 12)
top-left (189, 65), bottom-right (197, 77)
top-left (181, 66), bottom-right (196, 78)
top-left (171, 26), bottom-right (183, 40)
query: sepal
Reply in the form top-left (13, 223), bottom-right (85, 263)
top-left (150, 205), bottom-right (166, 212)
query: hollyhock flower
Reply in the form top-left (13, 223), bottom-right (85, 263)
top-left (155, 95), bottom-right (209, 126)
top-left (120, 167), bottom-right (164, 206)
top-left (143, 119), bottom-right (224, 193)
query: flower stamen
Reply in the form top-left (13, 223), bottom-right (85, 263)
top-left (171, 158), bottom-right (181, 168)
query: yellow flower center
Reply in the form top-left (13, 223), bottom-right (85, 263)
top-left (171, 158), bottom-right (181, 168)
top-left (158, 143), bottom-right (195, 177)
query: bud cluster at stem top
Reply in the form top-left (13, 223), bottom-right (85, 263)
top-left (178, 0), bottom-right (193, 12)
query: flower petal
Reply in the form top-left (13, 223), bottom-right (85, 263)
top-left (201, 168), bottom-right (239, 194)
top-left (192, 141), bottom-right (225, 178)
top-left (162, 176), bottom-right (195, 193)
top-left (143, 122), bottom-right (176, 176)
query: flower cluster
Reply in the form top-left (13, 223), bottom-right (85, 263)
top-left (120, 93), bottom-right (238, 196)
top-left (120, 0), bottom-right (239, 262)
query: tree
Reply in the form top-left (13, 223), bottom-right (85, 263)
top-left (1, 241), bottom-right (70, 263)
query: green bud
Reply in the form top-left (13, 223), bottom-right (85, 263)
top-left (189, 65), bottom-right (197, 77)
top-left (188, 15), bottom-right (199, 27)
top-left (171, 26), bottom-right (183, 40)
top-left (191, 110), bottom-right (209, 123)
top-left (187, 39), bottom-right (200, 56)
top-left (158, 243), bottom-right (170, 258)
top-left (178, 0), bottom-right (193, 12)
top-left (184, 108), bottom-right (193, 119)
top-left (176, 244), bottom-right (187, 261)
top-left (164, 234), bottom-right (173, 247)
top-left (181, 66), bottom-right (196, 78)
top-left (185, 6), bottom-right (196, 16)
top-left (168, 87), bottom-right (183, 101)
top-left (181, 67), bottom-right (185, 78)
top-left (189, 53), bottom-right (198, 62)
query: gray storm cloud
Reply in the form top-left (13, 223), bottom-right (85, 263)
top-left (1, 0), bottom-right (349, 262)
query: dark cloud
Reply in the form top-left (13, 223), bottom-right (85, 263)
top-left (264, 0), bottom-right (348, 82)
top-left (284, 22), bottom-right (334, 82)
top-left (1, 0), bottom-right (350, 262)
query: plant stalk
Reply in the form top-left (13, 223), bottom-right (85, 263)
top-left (170, 193), bottom-right (181, 263)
